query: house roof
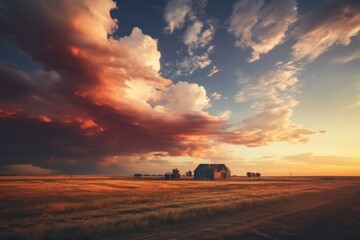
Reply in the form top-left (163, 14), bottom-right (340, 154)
top-left (194, 164), bottom-right (230, 173)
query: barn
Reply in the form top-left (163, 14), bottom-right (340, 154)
top-left (194, 164), bottom-right (231, 180)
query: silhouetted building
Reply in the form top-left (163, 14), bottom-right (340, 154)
top-left (164, 172), bottom-right (180, 179)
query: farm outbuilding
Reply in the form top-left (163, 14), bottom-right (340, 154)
top-left (164, 172), bottom-right (180, 179)
top-left (194, 164), bottom-right (231, 180)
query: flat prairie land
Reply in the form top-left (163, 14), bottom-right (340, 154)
top-left (0, 176), bottom-right (359, 239)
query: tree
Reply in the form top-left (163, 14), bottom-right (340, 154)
top-left (187, 170), bottom-right (192, 177)
top-left (255, 172), bottom-right (261, 178)
top-left (171, 168), bottom-right (180, 178)
top-left (251, 172), bottom-right (256, 177)
top-left (246, 172), bottom-right (252, 177)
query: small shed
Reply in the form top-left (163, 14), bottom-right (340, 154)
top-left (164, 172), bottom-right (172, 179)
top-left (164, 171), bottom-right (180, 179)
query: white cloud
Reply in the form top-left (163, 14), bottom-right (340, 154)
top-left (207, 65), bottom-right (220, 77)
top-left (183, 21), bottom-right (215, 54)
top-left (163, 0), bottom-right (192, 34)
top-left (332, 49), bottom-right (360, 64)
top-left (158, 81), bottom-right (210, 112)
top-left (218, 110), bottom-right (231, 120)
top-left (292, 2), bottom-right (360, 62)
top-left (211, 91), bottom-right (222, 100)
top-left (183, 20), bottom-right (203, 47)
top-left (178, 22), bottom-right (214, 75)
top-left (163, 0), bottom-right (215, 76)
top-left (119, 27), bottom-right (161, 72)
top-left (228, 0), bottom-right (297, 62)
top-left (124, 79), bottom-right (161, 109)
top-left (178, 52), bottom-right (212, 75)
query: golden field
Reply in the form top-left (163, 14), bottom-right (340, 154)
top-left (0, 176), bottom-right (358, 239)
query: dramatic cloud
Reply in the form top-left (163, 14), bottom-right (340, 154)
top-left (292, 1), bottom-right (360, 62)
top-left (0, 0), bottom-right (226, 173)
top-left (228, 0), bottom-right (297, 62)
top-left (332, 49), bottom-right (360, 64)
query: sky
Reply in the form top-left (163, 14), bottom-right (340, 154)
top-left (0, 0), bottom-right (359, 176)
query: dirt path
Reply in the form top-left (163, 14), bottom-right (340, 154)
top-left (119, 184), bottom-right (360, 240)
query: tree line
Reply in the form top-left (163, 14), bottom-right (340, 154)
top-left (247, 172), bottom-right (261, 178)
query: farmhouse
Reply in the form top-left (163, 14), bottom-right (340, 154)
top-left (194, 164), bottom-right (231, 180)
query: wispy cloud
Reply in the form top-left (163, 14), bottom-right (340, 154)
top-left (228, 0), bottom-right (297, 62)
top-left (332, 49), bottom-right (360, 64)
top-left (207, 65), bottom-right (220, 77)
top-left (292, 1), bottom-right (360, 62)
top-left (229, 0), bottom-right (360, 147)
top-left (211, 92), bottom-right (222, 101)
top-left (228, 62), bottom-right (316, 146)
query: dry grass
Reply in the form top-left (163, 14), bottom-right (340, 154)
top-left (0, 176), bottom-right (357, 239)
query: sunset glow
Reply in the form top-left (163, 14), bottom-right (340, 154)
top-left (0, 0), bottom-right (359, 176)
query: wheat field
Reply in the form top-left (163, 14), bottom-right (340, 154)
top-left (0, 176), bottom-right (356, 239)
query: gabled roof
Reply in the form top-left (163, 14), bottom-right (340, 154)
top-left (194, 164), bottom-right (230, 173)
